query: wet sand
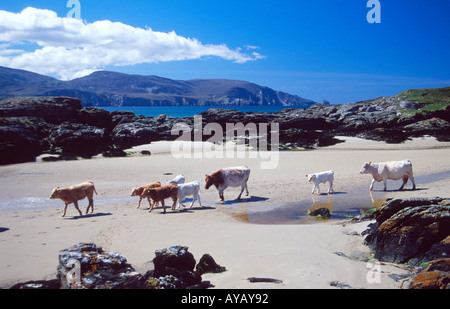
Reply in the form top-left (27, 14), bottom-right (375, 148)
top-left (0, 136), bottom-right (449, 289)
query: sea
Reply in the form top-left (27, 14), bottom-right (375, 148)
top-left (101, 106), bottom-right (291, 118)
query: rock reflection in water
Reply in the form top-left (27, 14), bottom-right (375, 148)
top-left (232, 188), bottom-right (388, 225)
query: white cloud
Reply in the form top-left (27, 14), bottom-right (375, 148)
top-left (0, 7), bottom-right (264, 80)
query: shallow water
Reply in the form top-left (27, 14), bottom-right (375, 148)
top-left (229, 170), bottom-right (450, 225)
top-left (0, 195), bottom-right (132, 212)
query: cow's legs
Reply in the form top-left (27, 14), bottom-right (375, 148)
top-left (87, 197), bottom-right (94, 214)
top-left (219, 186), bottom-right (226, 202)
top-left (62, 203), bottom-right (69, 217)
top-left (237, 185), bottom-right (246, 200)
top-left (409, 172), bottom-right (416, 190)
top-left (328, 180), bottom-right (334, 194)
top-left (399, 175), bottom-right (408, 190)
top-left (171, 197), bottom-right (178, 211)
top-left (161, 200), bottom-right (166, 213)
top-left (369, 179), bottom-right (375, 191)
top-left (73, 201), bottom-right (83, 216)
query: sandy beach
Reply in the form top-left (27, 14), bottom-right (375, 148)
top-left (1, 136), bottom-right (450, 289)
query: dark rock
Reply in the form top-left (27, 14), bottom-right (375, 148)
top-left (247, 277), bottom-right (283, 284)
top-left (0, 117), bottom-right (44, 164)
top-left (308, 207), bottom-right (331, 219)
top-left (364, 198), bottom-right (450, 265)
top-left (145, 267), bottom-right (201, 288)
top-left (77, 107), bottom-right (112, 130)
top-left (48, 122), bottom-right (108, 156)
top-left (0, 97), bottom-right (82, 125)
top-left (409, 258), bottom-right (450, 289)
top-left (153, 245), bottom-right (196, 272)
top-left (358, 128), bottom-right (409, 144)
top-left (143, 274), bottom-right (184, 289)
top-left (57, 242), bottom-right (141, 289)
top-left (9, 279), bottom-right (60, 289)
top-left (111, 121), bottom-right (159, 149)
top-left (195, 254), bottom-right (226, 275)
top-left (374, 197), bottom-right (446, 225)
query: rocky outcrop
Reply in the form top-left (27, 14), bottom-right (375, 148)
top-left (12, 243), bottom-right (225, 289)
top-left (1, 92), bottom-right (449, 165)
top-left (364, 198), bottom-right (450, 265)
top-left (409, 258), bottom-right (450, 289)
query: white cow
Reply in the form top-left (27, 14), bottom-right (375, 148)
top-left (177, 181), bottom-right (202, 208)
top-left (306, 170), bottom-right (334, 194)
top-left (360, 160), bottom-right (416, 191)
top-left (166, 174), bottom-right (185, 186)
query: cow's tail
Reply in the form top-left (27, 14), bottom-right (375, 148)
top-left (88, 181), bottom-right (98, 195)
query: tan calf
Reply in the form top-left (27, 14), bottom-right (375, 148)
top-left (141, 184), bottom-right (178, 213)
top-left (130, 181), bottom-right (161, 209)
top-left (50, 181), bottom-right (98, 217)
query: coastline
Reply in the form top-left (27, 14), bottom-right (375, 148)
top-left (1, 137), bottom-right (450, 289)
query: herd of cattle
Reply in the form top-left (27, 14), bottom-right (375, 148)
top-left (50, 160), bottom-right (416, 217)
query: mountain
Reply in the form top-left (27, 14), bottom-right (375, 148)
top-left (0, 66), bottom-right (317, 108)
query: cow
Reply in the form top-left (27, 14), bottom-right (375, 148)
top-left (50, 181), bottom-right (98, 217)
top-left (306, 170), bottom-right (334, 194)
top-left (166, 174), bottom-right (185, 185)
top-left (141, 184), bottom-right (178, 213)
top-left (205, 166), bottom-right (250, 202)
top-left (360, 160), bottom-right (416, 191)
top-left (130, 181), bottom-right (161, 209)
top-left (177, 181), bottom-right (202, 208)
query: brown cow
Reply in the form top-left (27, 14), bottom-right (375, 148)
top-left (205, 166), bottom-right (250, 202)
top-left (50, 181), bottom-right (98, 217)
top-left (130, 181), bottom-right (161, 209)
top-left (141, 184), bottom-right (178, 213)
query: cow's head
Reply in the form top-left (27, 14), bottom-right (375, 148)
top-left (205, 174), bottom-right (214, 190)
top-left (306, 174), bottom-right (316, 182)
top-left (360, 162), bottom-right (372, 174)
top-left (49, 187), bottom-right (60, 199)
top-left (130, 187), bottom-right (139, 196)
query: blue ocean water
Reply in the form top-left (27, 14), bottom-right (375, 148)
top-left (101, 106), bottom-right (290, 118)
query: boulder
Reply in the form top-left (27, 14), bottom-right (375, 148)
top-left (409, 258), bottom-right (450, 289)
top-left (111, 121), bottom-right (159, 149)
top-left (0, 117), bottom-right (46, 164)
top-left (153, 245), bottom-right (196, 272)
top-left (364, 198), bottom-right (450, 265)
top-left (195, 254), bottom-right (227, 275)
top-left (307, 207), bottom-right (331, 219)
top-left (48, 122), bottom-right (108, 156)
top-left (57, 242), bottom-right (142, 289)
top-left (0, 97), bottom-right (82, 125)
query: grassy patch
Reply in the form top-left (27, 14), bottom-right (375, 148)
top-left (398, 86), bottom-right (450, 113)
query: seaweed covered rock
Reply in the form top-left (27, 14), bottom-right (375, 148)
top-left (409, 258), bottom-right (450, 289)
top-left (57, 242), bottom-right (141, 289)
top-left (364, 198), bottom-right (450, 265)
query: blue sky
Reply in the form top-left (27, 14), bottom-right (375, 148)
top-left (1, 0), bottom-right (449, 104)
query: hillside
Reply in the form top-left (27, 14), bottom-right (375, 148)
top-left (0, 66), bottom-right (317, 108)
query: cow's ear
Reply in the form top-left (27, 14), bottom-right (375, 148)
top-left (368, 162), bottom-right (371, 165)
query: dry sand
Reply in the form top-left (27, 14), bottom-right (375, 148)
top-left (1, 136), bottom-right (449, 289)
